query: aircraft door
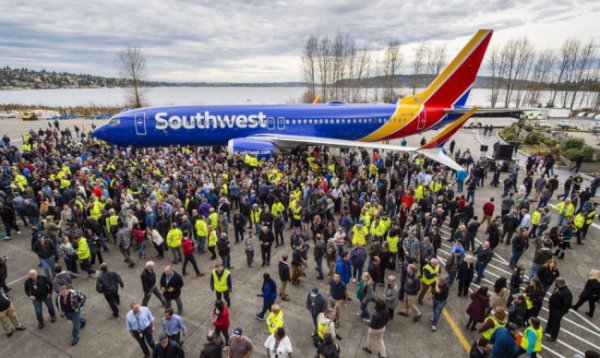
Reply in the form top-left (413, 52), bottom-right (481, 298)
top-left (417, 111), bottom-right (427, 130)
top-left (267, 117), bottom-right (275, 130)
top-left (277, 117), bottom-right (286, 130)
top-left (135, 112), bottom-right (147, 135)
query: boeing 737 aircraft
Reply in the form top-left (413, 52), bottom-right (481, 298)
top-left (93, 30), bottom-right (495, 171)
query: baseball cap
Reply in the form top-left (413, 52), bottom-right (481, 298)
top-left (233, 327), bottom-right (243, 335)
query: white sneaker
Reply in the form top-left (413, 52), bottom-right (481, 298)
top-left (2, 236), bottom-right (12, 241)
top-left (432, 325), bottom-right (437, 331)
top-left (17, 231), bottom-right (21, 235)
top-left (352, 278), bottom-right (357, 283)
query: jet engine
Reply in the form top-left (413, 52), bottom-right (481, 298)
top-left (227, 138), bottom-right (276, 159)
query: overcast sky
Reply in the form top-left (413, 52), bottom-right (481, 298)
top-left (1, 0), bottom-right (599, 82)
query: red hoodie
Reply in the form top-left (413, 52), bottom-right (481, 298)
top-left (182, 238), bottom-right (194, 255)
top-left (212, 306), bottom-right (230, 331)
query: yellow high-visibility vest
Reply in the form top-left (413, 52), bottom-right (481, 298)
top-left (481, 316), bottom-right (506, 340)
top-left (574, 213), bottom-right (585, 229)
top-left (166, 228), bottom-right (183, 248)
top-left (352, 225), bottom-right (368, 246)
top-left (520, 326), bottom-right (543, 352)
top-left (266, 310), bottom-right (284, 334)
top-left (212, 269), bottom-right (230, 292)
top-left (387, 235), bottom-right (399, 253)
top-left (421, 264), bottom-right (440, 285)
top-left (531, 211), bottom-right (542, 226)
top-left (251, 209), bottom-right (262, 224)
top-left (209, 212), bottom-right (219, 229)
top-left (208, 231), bottom-right (218, 247)
top-left (195, 219), bottom-right (208, 237)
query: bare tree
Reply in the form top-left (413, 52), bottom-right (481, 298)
top-left (302, 36), bottom-right (318, 102)
top-left (118, 46), bottom-right (147, 108)
top-left (512, 38), bottom-right (535, 108)
top-left (382, 40), bottom-right (402, 102)
top-left (489, 48), bottom-right (501, 108)
top-left (569, 40), bottom-right (594, 109)
top-left (317, 36), bottom-right (331, 101)
top-left (432, 44), bottom-right (447, 75)
top-left (527, 49), bottom-right (555, 106)
top-left (412, 42), bottom-right (427, 95)
top-left (551, 39), bottom-right (577, 107)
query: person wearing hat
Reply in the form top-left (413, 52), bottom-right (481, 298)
top-left (153, 333), bottom-right (184, 358)
top-left (228, 327), bottom-right (254, 358)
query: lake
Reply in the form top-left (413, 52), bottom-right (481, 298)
top-left (0, 86), bottom-right (591, 110)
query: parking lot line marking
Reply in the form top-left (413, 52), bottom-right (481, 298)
top-left (442, 308), bottom-right (471, 352)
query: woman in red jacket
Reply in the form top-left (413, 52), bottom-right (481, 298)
top-left (211, 299), bottom-right (230, 345)
top-left (181, 231), bottom-right (203, 277)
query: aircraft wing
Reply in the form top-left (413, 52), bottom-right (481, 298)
top-left (246, 134), bottom-right (465, 172)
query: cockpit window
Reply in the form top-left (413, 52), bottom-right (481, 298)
top-left (108, 118), bottom-right (120, 126)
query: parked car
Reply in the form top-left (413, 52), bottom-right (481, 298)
top-left (534, 120), bottom-right (552, 130)
top-left (22, 113), bottom-right (38, 121)
top-left (591, 122), bottom-right (600, 134)
top-left (556, 120), bottom-right (576, 130)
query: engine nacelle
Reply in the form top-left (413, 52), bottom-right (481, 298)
top-left (227, 138), bottom-right (276, 159)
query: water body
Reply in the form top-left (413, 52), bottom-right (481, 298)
top-left (0, 86), bottom-right (591, 109)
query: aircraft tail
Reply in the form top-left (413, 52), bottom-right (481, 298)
top-left (419, 107), bottom-right (478, 149)
top-left (414, 30), bottom-right (493, 108)
top-left (312, 94), bottom-right (321, 104)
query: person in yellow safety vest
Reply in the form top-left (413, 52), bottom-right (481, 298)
top-left (328, 163), bottom-right (336, 174)
top-left (415, 184), bottom-right (427, 200)
top-left (271, 199), bottom-right (285, 217)
top-left (76, 236), bottom-right (95, 276)
top-left (250, 204), bottom-right (262, 233)
top-left (265, 304), bottom-right (284, 334)
top-left (244, 154), bottom-right (259, 167)
top-left (22, 142), bottom-right (32, 152)
top-left (221, 182), bottom-right (228, 196)
top-left (369, 164), bottom-right (378, 179)
top-left (428, 179), bottom-right (442, 193)
top-left (316, 308), bottom-right (337, 341)
top-left (106, 209), bottom-right (120, 242)
top-left (386, 225), bottom-right (400, 267)
top-left (556, 198), bottom-right (575, 226)
top-left (351, 223), bottom-right (369, 246)
top-left (479, 307), bottom-right (508, 340)
top-left (195, 216), bottom-right (208, 252)
top-left (529, 208), bottom-right (542, 238)
top-left (291, 204), bottom-right (302, 228)
top-left (90, 200), bottom-right (103, 221)
top-left (380, 214), bottom-right (391, 235)
top-left (519, 317), bottom-right (543, 357)
top-left (12, 172), bottom-right (28, 192)
top-left (207, 226), bottom-right (218, 260)
top-left (293, 189), bottom-right (302, 202)
top-left (208, 208), bottom-right (219, 233)
top-left (210, 263), bottom-right (232, 306)
top-left (418, 258), bottom-right (440, 305)
top-left (581, 208), bottom-right (597, 241)
top-left (359, 209), bottom-right (372, 229)
top-left (370, 218), bottom-right (386, 239)
top-left (414, 156), bottom-right (425, 167)
top-left (166, 223), bottom-right (183, 263)
top-left (574, 212), bottom-right (586, 244)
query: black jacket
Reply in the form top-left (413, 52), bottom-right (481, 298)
top-left (199, 337), bottom-right (224, 358)
top-left (369, 309), bottom-right (389, 330)
top-left (152, 339), bottom-right (184, 358)
top-left (306, 291), bottom-right (328, 317)
top-left (24, 275), bottom-right (53, 299)
top-left (141, 268), bottom-right (157, 293)
top-left (404, 273), bottom-right (421, 295)
top-left (33, 239), bottom-right (56, 259)
top-left (96, 271), bottom-right (124, 294)
top-left (549, 286), bottom-right (573, 315)
top-left (160, 272), bottom-right (184, 299)
top-left (580, 279), bottom-right (600, 301)
top-left (457, 262), bottom-right (475, 284)
top-left (278, 260), bottom-right (290, 282)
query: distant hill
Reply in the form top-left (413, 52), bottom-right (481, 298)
top-left (0, 65), bottom-right (550, 90)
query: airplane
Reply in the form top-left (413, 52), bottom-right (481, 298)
top-left (92, 29), bottom-right (495, 172)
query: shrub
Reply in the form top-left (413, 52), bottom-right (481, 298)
top-left (564, 148), bottom-right (580, 160)
top-left (541, 137), bottom-right (557, 147)
top-left (561, 138), bottom-right (584, 151)
top-left (581, 146), bottom-right (595, 162)
top-left (524, 132), bottom-right (544, 145)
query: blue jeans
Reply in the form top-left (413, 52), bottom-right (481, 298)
top-left (432, 298), bottom-right (447, 326)
top-left (557, 215), bottom-right (566, 227)
top-left (257, 298), bottom-right (275, 318)
top-left (509, 249), bottom-right (523, 267)
top-left (457, 181), bottom-right (464, 193)
top-left (352, 263), bottom-right (364, 280)
top-left (196, 236), bottom-right (206, 253)
top-left (502, 185), bottom-right (510, 197)
top-left (65, 312), bottom-right (84, 341)
top-left (315, 257), bottom-right (324, 279)
top-left (33, 297), bottom-right (56, 323)
top-left (529, 263), bottom-right (541, 282)
top-left (136, 242), bottom-right (145, 259)
top-left (475, 261), bottom-right (488, 282)
top-left (446, 270), bottom-right (457, 286)
top-left (466, 189), bottom-right (475, 203)
top-left (221, 254), bottom-right (231, 269)
top-left (40, 257), bottom-right (56, 279)
top-left (360, 300), bottom-right (370, 319)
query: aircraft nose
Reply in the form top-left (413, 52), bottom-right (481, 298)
top-left (92, 124), bottom-right (109, 141)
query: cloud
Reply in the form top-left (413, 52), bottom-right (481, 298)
top-left (0, 0), bottom-right (597, 81)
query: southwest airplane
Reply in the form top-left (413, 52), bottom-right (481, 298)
top-left (93, 30), bottom-right (494, 171)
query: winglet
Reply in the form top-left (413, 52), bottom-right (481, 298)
top-left (312, 94), bottom-right (321, 104)
top-left (419, 107), bottom-right (478, 150)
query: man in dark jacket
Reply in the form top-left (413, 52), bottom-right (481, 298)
top-left (502, 209), bottom-right (520, 245)
top-left (24, 269), bottom-right (56, 329)
top-left (546, 277), bottom-right (573, 341)
top-left (153, 333), bottom-right (184, 358)
top-left (141, 261), bottom-right (166, 307)
top-left (33, 235), bottom-right (57, 279)
top-left (96, 263), bottom-right (124, 318)
top-left (306, 287), bottom-right (328, 336)
top-left (398, 264), bottom-right (421, 321)
top-left (0, 256), bottom-right (9, 293)
top-left (160, 266), bottom-right (184, 315)
top-left (199, 330), bottom-right (224, 358)
top-left (278, 255), bottom-right (290, 301)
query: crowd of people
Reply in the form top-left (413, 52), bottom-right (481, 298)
top-left (0, 120), bottom-right (599, 358)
